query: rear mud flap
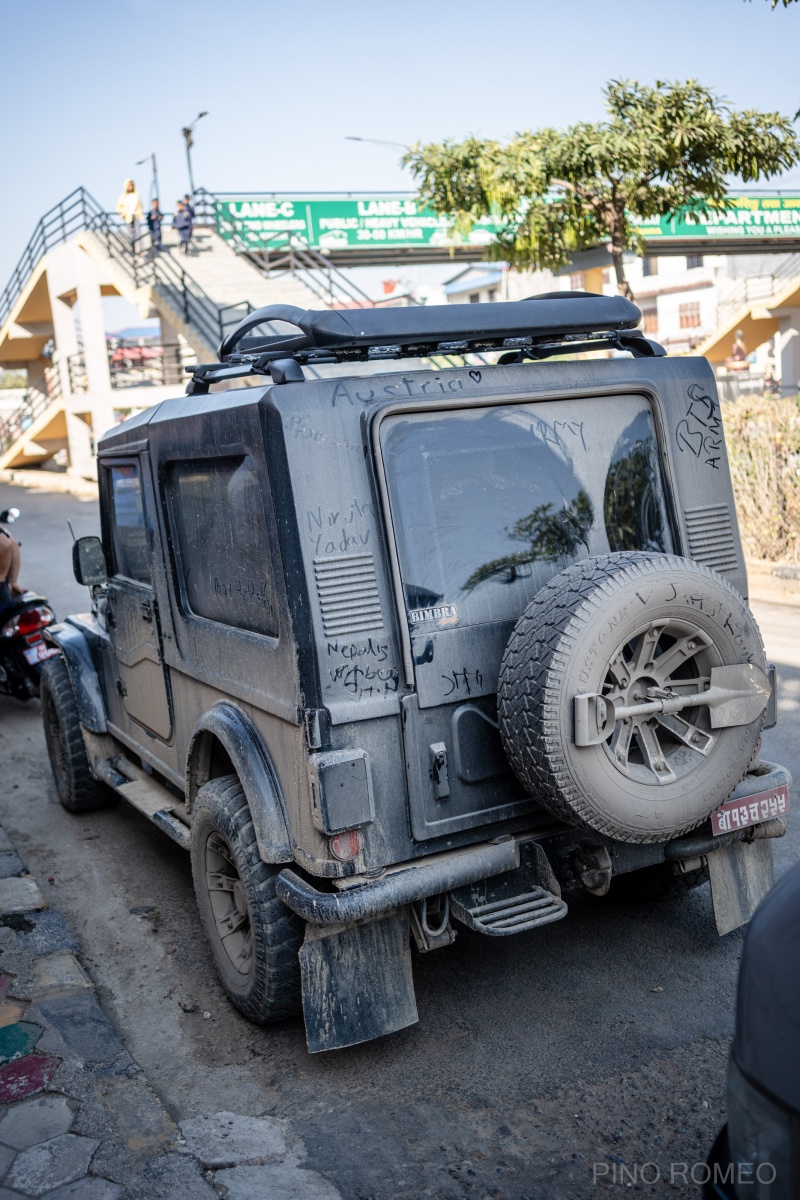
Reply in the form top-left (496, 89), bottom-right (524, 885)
top-left (708, 838), bottom-right (775, 936)
top-left (299, 909), bottom-right (418, 1053)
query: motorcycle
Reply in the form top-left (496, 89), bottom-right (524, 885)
top-left (0, 508), bottom-right (58, 700)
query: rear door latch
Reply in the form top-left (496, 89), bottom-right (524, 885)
top-left (429, 742), bottom-right (450, 801)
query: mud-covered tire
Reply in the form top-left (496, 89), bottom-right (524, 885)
top-left (191, 775), bottom-right (303, 1024)
top-left (40, 656), bottom-right (116, 813)
top-left (498, 553), bottom-right (767, 844)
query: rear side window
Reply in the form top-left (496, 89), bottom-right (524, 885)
top-left (166, 455), bottom-right (278, 637)
top-left (108, 463), bottom-right (150, 583)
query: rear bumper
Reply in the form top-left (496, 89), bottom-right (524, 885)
top-left (277, 837), bottom-right (520, 924)
top-left (278, 760), bottom-right (791, 926)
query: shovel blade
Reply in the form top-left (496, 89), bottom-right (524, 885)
top-left (708, 664), bottom-right (771, 729)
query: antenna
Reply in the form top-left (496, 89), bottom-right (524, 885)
top-left (67, 520), bottom-right (77, 543)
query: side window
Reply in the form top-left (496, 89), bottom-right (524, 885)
top-left (108, 463), bottom-right (150, 584)
top-left (167, 455), bottom-right (278, 638)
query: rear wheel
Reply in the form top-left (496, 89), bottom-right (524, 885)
top-left (40, 657), bottom-right (115, 813)
top-left (190, 775), bottom-right (303, 1024)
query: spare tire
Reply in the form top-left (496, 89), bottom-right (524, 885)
top-left (497, 552), bottom-right (767, 844)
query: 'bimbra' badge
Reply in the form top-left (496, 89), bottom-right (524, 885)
top-left (407, 604), bottom-right (459, 629)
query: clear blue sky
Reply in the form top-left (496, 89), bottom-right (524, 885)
top-left (3, 0), bottom-right (800, 285)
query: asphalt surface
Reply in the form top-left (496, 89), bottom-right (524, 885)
top-left (0, 478), bottom-right (797, 1200)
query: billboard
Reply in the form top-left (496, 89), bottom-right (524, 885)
top-left (215, 193), bottom-right (800, 255)
top-left (630, 194), bottom-right (800, 242)
top-left (215, 195), bottom-right (504, 252)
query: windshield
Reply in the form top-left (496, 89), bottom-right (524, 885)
top-left (380, 395), bottom-right (672, 630)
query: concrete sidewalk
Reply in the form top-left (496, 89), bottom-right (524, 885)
top-left (0, 825), bottom-right (340, 1200)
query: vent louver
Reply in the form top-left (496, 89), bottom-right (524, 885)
top-left (314, 552), bottom-right (384, 637)
top-left (683, 504), bottom-right (739, 573)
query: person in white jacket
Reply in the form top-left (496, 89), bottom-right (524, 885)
top-left (116, 179), bottom-right (143, 251)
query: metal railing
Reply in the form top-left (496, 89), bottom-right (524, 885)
top-left (66, 353), bottom-right (88, 394)
top-left (0, 366), bottom-right (62, 455)
top-left (108, 337), bottom-right (196, 389)
top-left (716, 252), bottom-right (800, 328)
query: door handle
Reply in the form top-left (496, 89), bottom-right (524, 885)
top-left (140, 601), bottom-right (153, 622)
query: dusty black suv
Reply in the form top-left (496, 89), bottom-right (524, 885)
top-left (41, 294), bottom-right (790, 1052)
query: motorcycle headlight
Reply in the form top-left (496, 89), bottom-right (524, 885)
top-left (727, 1056), bottom-right (797, 1198)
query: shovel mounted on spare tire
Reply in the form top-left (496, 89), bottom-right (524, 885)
top-left (574, 662), bottom-right (770, 747)
top-left (497, 552), bottom-right (770, 845)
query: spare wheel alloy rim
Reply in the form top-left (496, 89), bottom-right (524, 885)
top-left (598, 617), bottom-right (721, 787)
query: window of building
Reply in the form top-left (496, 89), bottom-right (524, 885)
top-left (643, 312), bottom-right (659, 334)
top-left (679, 301), bottom-right (702, 330)
top-left (487, 289), bottom-right (497, 302)
top-left (642, 257), bottom-right (658, 277)
top-left (167, 456), bottom-right (278, 637)
top-left (602, 269), bottom-right (613, 287)
top-left (469, 292), bottom-right (480, 304)
top-left (108, 463), bottom-right (150, 584)
top-left (570, 273), bottom-right (585, 290)
top-left (686, 255), bottom-right (704, 270)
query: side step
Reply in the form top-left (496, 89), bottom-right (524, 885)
top-left (450, 887), bottom-right (567, 935)
top-left (93, 757), bottom-right (191, 850)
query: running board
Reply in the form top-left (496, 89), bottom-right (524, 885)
top-left (450, 886), bottom-right (567, 935)
top-left (93, 757), bottom-right (190, 850)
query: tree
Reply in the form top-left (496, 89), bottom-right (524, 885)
top-left (404, 80), bottom-right (800, 299)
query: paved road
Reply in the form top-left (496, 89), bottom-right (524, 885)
top-left (0, 479), bottom-right (797, 1200)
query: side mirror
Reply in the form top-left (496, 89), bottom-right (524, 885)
top-left (73, 537), bottom-right (107, 587)
top-left (0, 508), bottom-right (19, 524)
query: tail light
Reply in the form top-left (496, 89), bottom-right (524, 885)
top-left (330, 830), bottom-right (364, 862)
top-left (1, 606), bottom-right (55, 638)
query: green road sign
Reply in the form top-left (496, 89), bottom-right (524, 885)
top-left (214, 192), bottom-right (800, 259)
top-left (630, 194), bottom-right (800, 242)
top-left (215, 195), bottom-right (504, 252)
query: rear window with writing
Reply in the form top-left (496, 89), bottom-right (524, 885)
top-left (167, 456), bottom-right (278, 637)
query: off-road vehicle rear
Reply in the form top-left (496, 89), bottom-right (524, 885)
top-left (42, 294), bottom-right (789, 1051)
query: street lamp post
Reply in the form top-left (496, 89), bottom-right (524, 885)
top-left (136, 153), bottom-right (160, 204)
top-left (181, 112), bottom-right (208, 200)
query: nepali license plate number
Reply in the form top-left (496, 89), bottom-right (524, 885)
top-left (22, 644), bottom-right (59, 666)
top-left (711, 784), bottom-right (790, 836)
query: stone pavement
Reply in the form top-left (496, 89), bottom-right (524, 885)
top-left (0, 823), bottom-right (341, 1200)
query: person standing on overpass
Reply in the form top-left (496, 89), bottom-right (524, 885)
top-left (173, 200), bottom-right (193, 255)
top-left (116, 179), bottom-right (143, 253)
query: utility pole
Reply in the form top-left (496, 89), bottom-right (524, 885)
top-left (181, 112), bottom-right (208, 200)
top-left (136, 153), bottom-right (160, 204)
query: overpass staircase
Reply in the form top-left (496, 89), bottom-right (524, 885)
top-left (1, 187), bottom-right (374, 469)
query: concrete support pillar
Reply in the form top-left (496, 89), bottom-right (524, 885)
top-left (75, 250), bottom-right (114, 441)
top-left (777, 313), bottom-right (800, 396)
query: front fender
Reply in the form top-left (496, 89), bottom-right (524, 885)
top-left (186, 703), bottom-right (292, 864)
top-left (42, 623), bottom-right (107, 733)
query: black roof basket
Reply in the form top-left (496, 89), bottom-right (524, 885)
top-left (186, 293), bottom-right (665, 393)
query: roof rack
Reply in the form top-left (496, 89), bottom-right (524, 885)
top-left (185, 293), bottom-right (665, 393)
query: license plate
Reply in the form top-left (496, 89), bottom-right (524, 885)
top-left (711, 784), bottom-right (790, 836)
top-left (22, 644), bottom-right (59, 666)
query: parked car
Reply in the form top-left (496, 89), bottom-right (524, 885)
top-left (706, 862), bottom-right (800, 1199)
top-left (41, 295), bottom-right (790, 1052)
